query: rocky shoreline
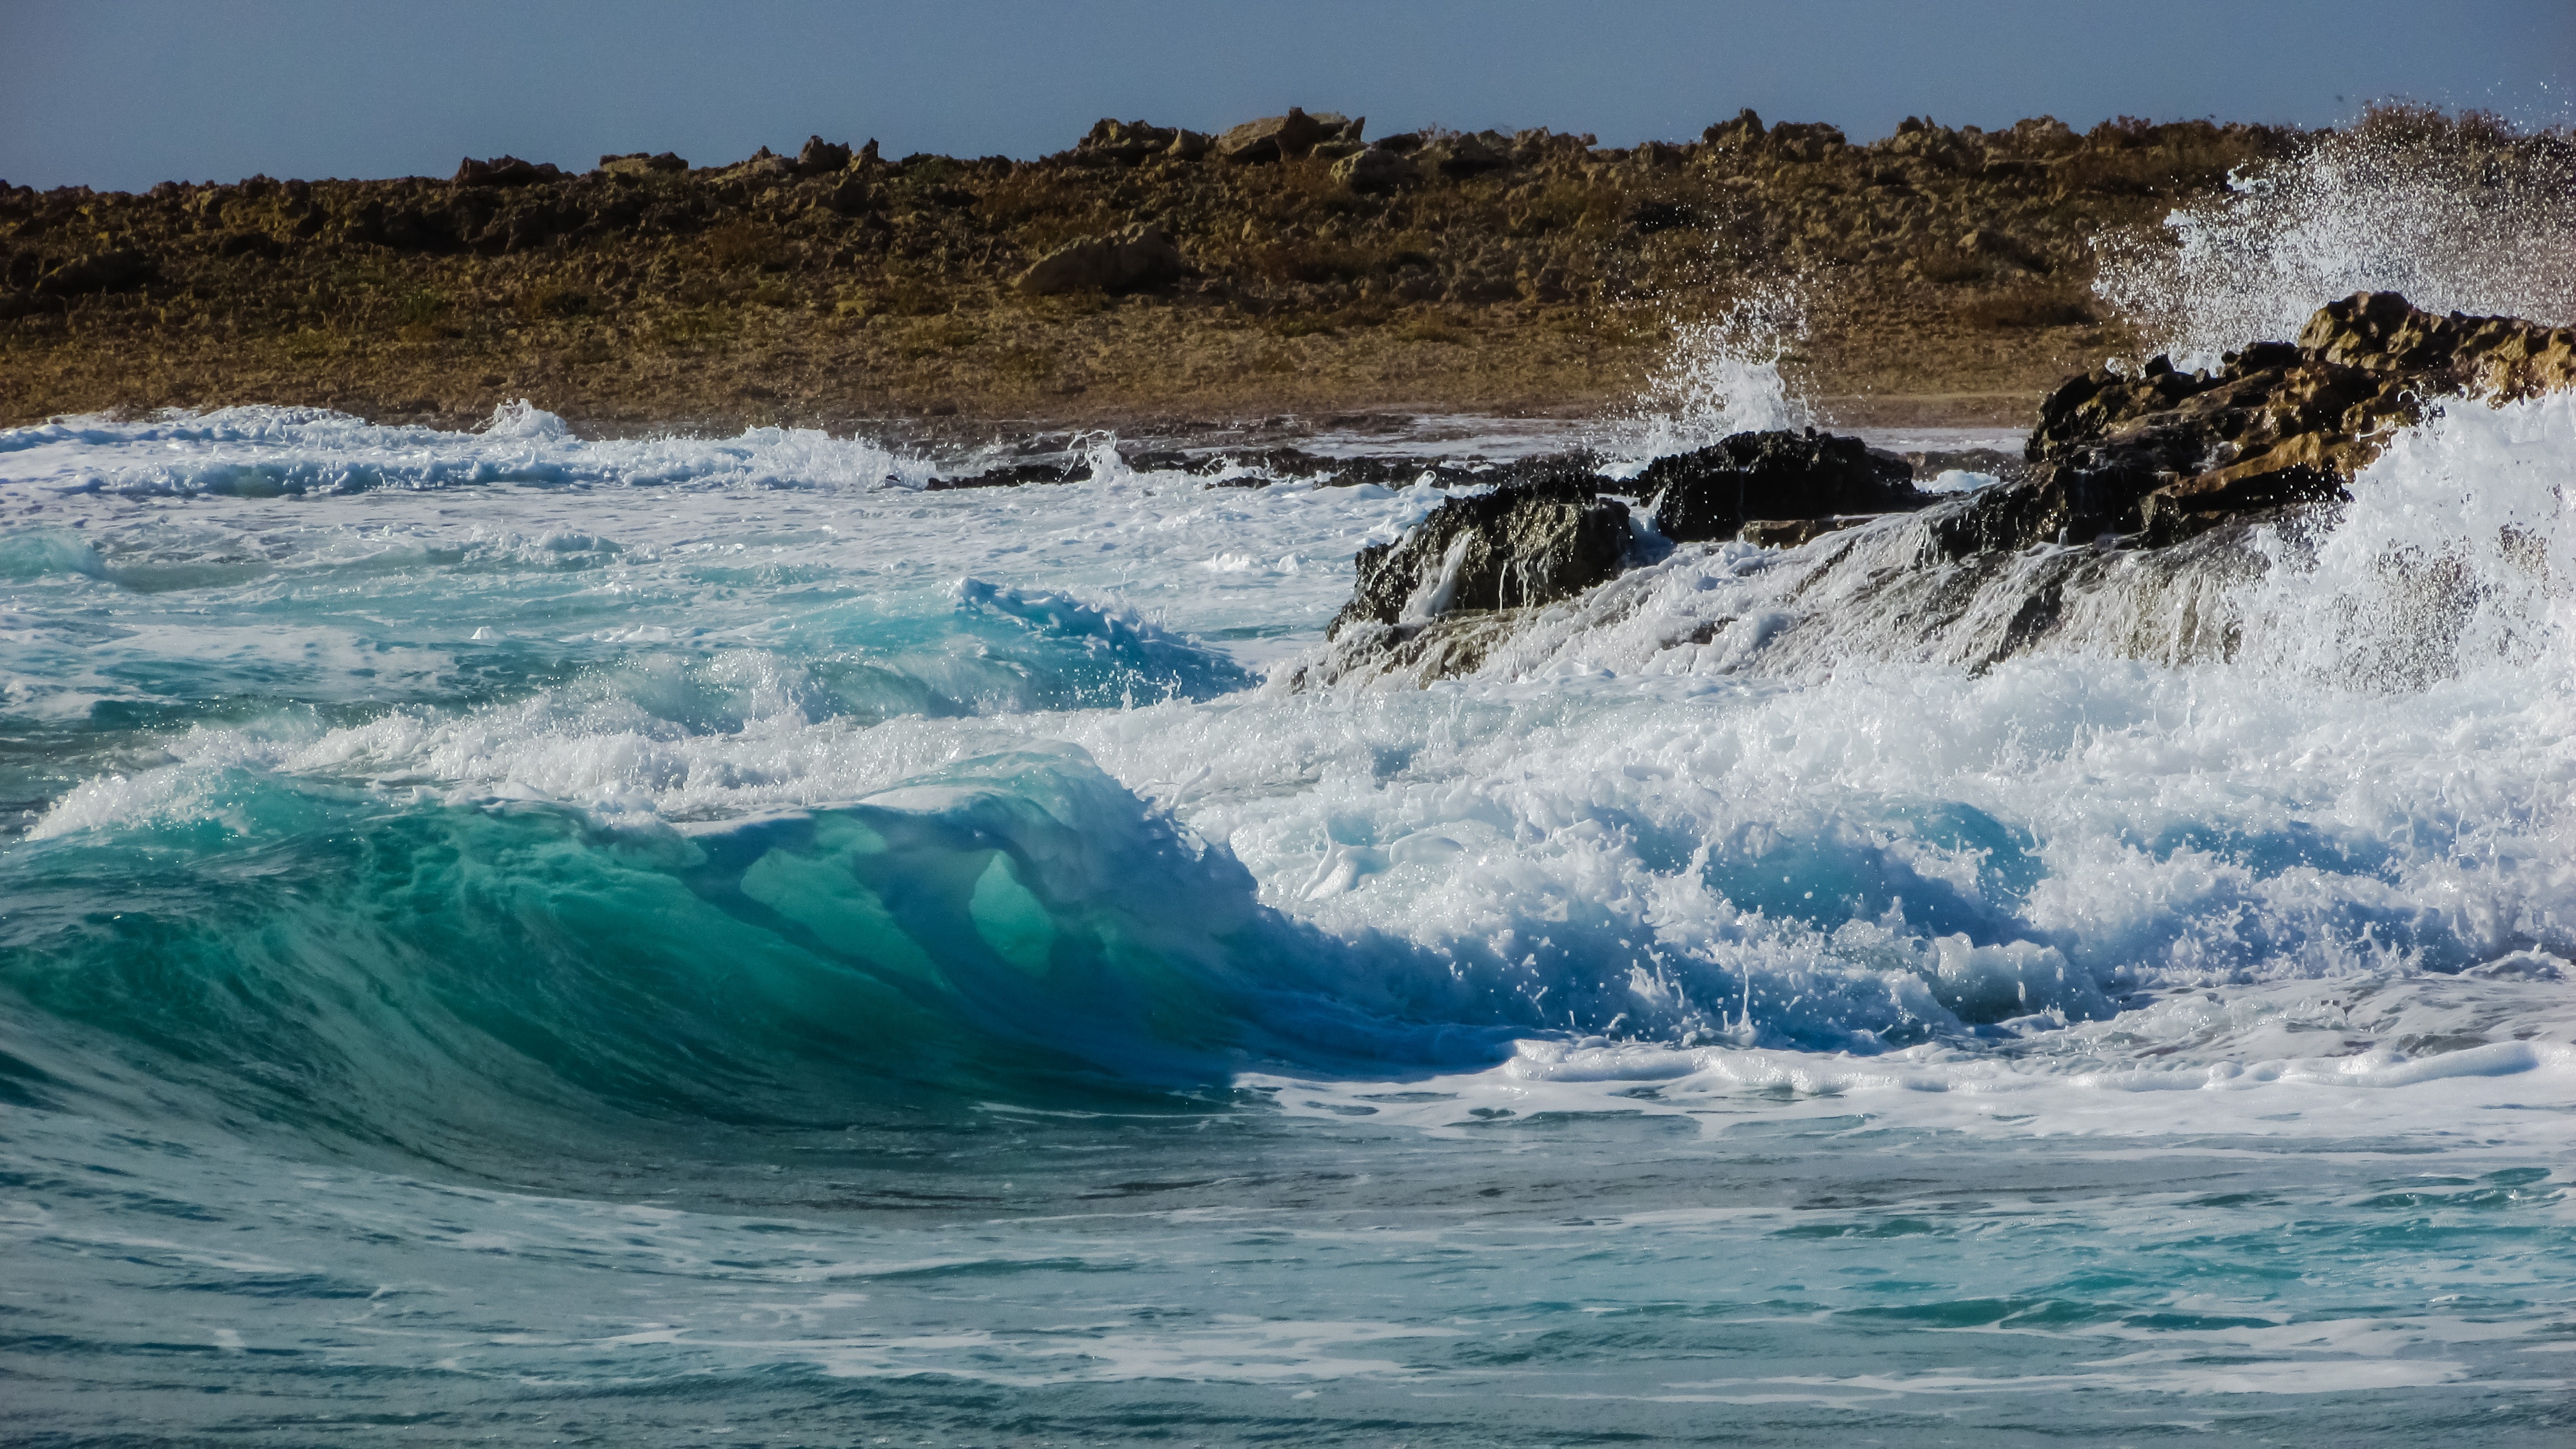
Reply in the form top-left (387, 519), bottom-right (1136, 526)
top-left (1290, 294), bottom-right (2574, 685)
top-left (8, 107), bottom-right (2507, 431)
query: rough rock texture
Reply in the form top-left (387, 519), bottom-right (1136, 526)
top-left (1329, 473), bottom-right (1632, 637)
top-left (794, 136), bottom-right (853, 176)
top-left (599, 151), bottom-right (688, 177)
top-left (1015, 224), bottom-right (1187, 296)
top-left (1935, 291), bottom-right (2576, 553)
top-left (1217, 109), bottom-right (1362, 164)
top-left (1330, 146), bottom-right (1419, 193)
top-left (6, 106), bottom-right (2558, 428)
top-left (1638, 429), bottom-right (1928, 542)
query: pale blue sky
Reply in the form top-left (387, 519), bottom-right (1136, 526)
top-left (4, 0), bottom-right (2568, 191)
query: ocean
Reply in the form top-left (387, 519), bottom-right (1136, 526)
top-left (2, 381), bottom-right (2569, 1446)
top-left (4, 203), bottom-right (2575, 1443)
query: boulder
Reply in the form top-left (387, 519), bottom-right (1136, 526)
top-left (1015, 224), bottom-right (1186, 296)
top-left (1217, 108), bottom-right (1360, 163)
top-left (1638, 429), bottom-right (1926, 543)
top-left (1330, 472), bottom-right (1632, 637)
top-left (794, 136), bottom-right (853, 174)
top-left (452, 155), bottom-right (562, 187)
top-left (599, 151), bottom-right (688, 177)
top-left (1332, 146), bottom-right (1419, 193)
top-left (1935, 292), bottom-right (2576, 552)
top-left (1074, 119), bottom-right (1181, 166)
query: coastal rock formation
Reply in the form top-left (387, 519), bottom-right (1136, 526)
top-left (1936, 292), bottom-right (2576, 552)
top-left (1015, 224), bottom-right (1186, 296)
top-left (794, 136), bottom-right (853, 175)
top-left (1216, 109), bottom-right (1364, 163)
top-left (1329, 472), bottom-right (1632, 637)
top-left (6, 105), bottom-right (2560, 427)
top-left (1300, 292), bottom-right (2576, 688)
top-left (1638, 429), bottom-right (1927, 542)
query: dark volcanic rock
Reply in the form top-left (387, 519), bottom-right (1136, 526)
top-left (1638, 429), bottom-right (1927, 542)
top-left (1330, 473), bottom-right (1631, 637)
top-left (1935, 291), bottom-right (2576, 553)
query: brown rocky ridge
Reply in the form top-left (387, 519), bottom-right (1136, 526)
top-left (8, 106), bottom-right (2554, 432)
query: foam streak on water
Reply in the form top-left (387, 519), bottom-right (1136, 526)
top-left (2, 399), bottom-right (2572, 1445)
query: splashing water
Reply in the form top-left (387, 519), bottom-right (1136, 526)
top-left (1612, 281), bottom-right (1816, 468)
top-left (2094, 116), bottom-right (2576, 371)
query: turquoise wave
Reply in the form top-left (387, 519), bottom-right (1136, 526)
top-left (0, 750), bottom-right (1515, 1169)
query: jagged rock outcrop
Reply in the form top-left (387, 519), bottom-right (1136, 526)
top-left (1935, 291), bottom-right (2576, 552)
top-left (1329, 473), bottom-right (1632, 638)
top-left (794, 136), bottom-right (853, 175)
top-left (1638, 429), bottom-right (1929, 542)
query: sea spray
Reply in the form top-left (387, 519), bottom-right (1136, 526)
top-left (1612, 280), bottom-right (1818, 468)
top-left (2093, 110), bottom-right (2576, 370)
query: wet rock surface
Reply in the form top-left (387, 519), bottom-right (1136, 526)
top-left (1299, 292), bottom-right (2574, 688)
top-left (1329, 472), bottom-right (1633, 637)
top-left (1935, 292), bottom-right (2576, 553)
top-left (1638, 429), bottom-right (1929, 542)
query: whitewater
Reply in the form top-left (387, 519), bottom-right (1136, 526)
top-left (6, 163), bottom-right (2576, 1438)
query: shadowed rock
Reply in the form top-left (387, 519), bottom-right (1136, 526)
top-left (1218, 109), bottom-right (1361, 164)
top-left (1639, 429), bottom-right (1929, 542)
top-left (794, 136), bottom-right (853, 176)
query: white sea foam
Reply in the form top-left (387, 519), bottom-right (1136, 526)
top-left (0, 400), bottom-right (942, 496)
top-left (8, 382), bottom-right (2572, 1083)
